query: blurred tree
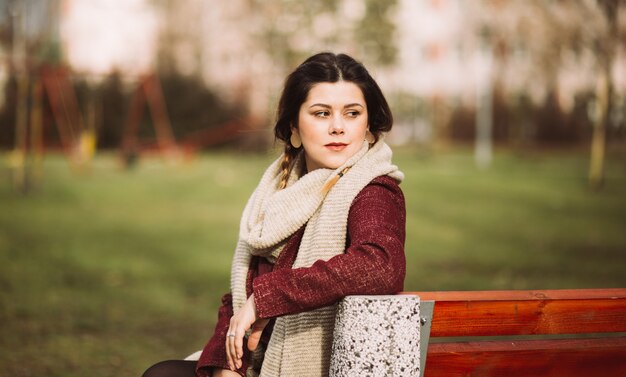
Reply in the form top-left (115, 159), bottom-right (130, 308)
top-left (589, 0), bottom-right (620, 190)
top-left (159, 72), bottom-right (244, 142)
top-left (98, 72), bottom-right (128, 149)
top-left (355, 0), bottom-right (397, 66)
top-left (145, 0), bottom-right (399, 144)
top-left (470, 0), bottom-right (624, 151)
top-left (153, 0), bottom-right (204, 77)
top-left (249, 0), bottom-right (341, 70)
top-left (248, 0), bottom-right (397, 71)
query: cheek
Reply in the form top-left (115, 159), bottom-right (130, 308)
top-left (353, 119), bottom-right (368, 138)
top-left (297, 127), bottom-right (315, 146)
top-left (296, 119), bottom-right (322, 145)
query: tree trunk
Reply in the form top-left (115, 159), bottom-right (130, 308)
top-left (589, 72), bottom-right (608, 190)
top-left (589, 0), bottom-right (618, 190)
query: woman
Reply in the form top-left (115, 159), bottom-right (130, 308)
top-left (143, 52), bottom-right (406, 377)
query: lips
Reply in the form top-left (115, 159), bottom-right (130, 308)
top-left (325, 142), bottom-right (348, 151)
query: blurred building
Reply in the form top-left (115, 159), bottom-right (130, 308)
top-left (1, 0), bottom-right (624, 148)
top-left (147, 0), bottom-right (626, 144)
top-left (60, 0), bottom-right (159, 80)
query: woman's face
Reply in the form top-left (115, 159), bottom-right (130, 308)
top-left (293, 81), bottom-right (368, 172)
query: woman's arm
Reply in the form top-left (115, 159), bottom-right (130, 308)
top-left (252, 176), bottom-right (406, 319)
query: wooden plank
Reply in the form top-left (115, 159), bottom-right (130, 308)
top-left (424, 337), bottom-right (626, 377)
top-left (405, 289), bottom-right (626, 337)
top-left (430, 297), bottom-right (626, 336)
top-left (407, 288), bottom-right (626, 301)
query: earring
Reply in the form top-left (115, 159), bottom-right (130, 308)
top-left (290, 132), bottom-right (302, 148)
top-left (365, 130), bottom-right (375, 144)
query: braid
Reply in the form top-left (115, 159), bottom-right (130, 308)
top-left (278, 143), bottom-right (299, 189)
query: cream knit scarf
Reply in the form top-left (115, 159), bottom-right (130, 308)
top-left (231, 139), bottom-right (403, 376)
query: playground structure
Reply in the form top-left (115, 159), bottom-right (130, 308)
top-left (120, 73), bottom-right (177, 166)
top-left (7, 63), bottom-right (257, 192)
top-left (4, 0), bottom-right (260, 193)
top-left (9, 65), bottom-right (98, 192)
top-left (10, 66), bottom-right (182, 173)
top-left (119, 73), bottom-right (258, 166)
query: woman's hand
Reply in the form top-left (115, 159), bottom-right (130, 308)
top-left (226, 294), bottom-right (270, 371)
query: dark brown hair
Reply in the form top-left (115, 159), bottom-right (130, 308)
top-left (274, 52), bottom-right (393, 188)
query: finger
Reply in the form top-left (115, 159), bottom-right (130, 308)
top-left (225, 337), bottom-right (232, 370)
top-left (247, 318), bottom-right (270, 351)
top-left (234, 328), bottom-right (244, 368)
top-left (225, 331), bottom-right (235, 370)
top-left (228, 330), bottom-right (239, 369)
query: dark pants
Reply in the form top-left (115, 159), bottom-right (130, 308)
top-left (142, 360), bottom-right (197, 377)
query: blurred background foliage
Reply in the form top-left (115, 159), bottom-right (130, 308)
top-left (0, 0), bottom-right (625, 376)
top-left (0, 0), bottom-right (624, 154)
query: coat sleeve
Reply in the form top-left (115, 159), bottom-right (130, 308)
top-left (252, 176), bottom-right (406, 319)
top-left (196, 293), bottom-right (247, 377)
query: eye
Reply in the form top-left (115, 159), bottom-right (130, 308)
top-left (345, 110), bottom-right (360, 118)
top-left (314, 110), bottom-right (330, 118)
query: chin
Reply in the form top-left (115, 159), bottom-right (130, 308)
top-left (307, 149), bottom-right (357, 170)
top-left (324, 158), bottom-right (349, 170)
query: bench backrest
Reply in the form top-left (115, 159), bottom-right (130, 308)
top-left (406, 289), bottom-right (626, 377)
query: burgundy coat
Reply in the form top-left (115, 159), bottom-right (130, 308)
top-left (196, 175), bottom-right (406, 376)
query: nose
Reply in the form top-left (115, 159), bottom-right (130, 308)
top-left (329, 115), bottom-right (345, 135)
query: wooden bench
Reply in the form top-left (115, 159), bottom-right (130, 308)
top-left (406, 288), bottom-right (626, 377)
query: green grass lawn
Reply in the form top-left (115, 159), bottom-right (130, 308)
top-left (1, 146), bottom-right (625, 377)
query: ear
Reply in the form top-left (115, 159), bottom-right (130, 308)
top-left (365, 128), bottom-right (375, 144)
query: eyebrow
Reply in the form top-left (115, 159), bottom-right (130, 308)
top-left (309, 103), bottom-right (365, 109)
